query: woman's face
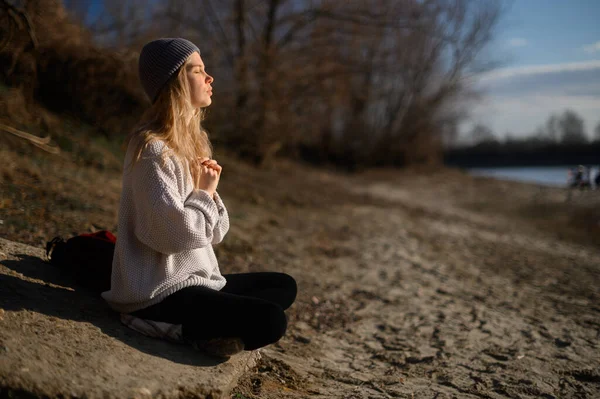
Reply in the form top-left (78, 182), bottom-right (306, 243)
top-left (186, 52), bottom-right (214, 108)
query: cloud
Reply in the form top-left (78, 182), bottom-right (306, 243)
top-left (508, 38), bottom-right (528, 47)
top-left (583, 41), bottom-right (600, 54)
top-left (463, 63), bottom-right (600, 137)
top-left (483, 68), bottom-right (600, 96)
top-left (476, 60), bottom-right (600, 82)
top-left (467, 93), bottom-right (600, 136)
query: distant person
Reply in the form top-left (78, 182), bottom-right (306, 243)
top-left (569, 165), bottom-right (592, 190)
top-left (101, 38), bottom-right (296, 358)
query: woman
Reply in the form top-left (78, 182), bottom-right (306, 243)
top-left (101, 38), bottom-right (297, 358)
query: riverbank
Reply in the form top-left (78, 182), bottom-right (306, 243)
top-left (468, 165), bottom-right (600, 188)
top-left (1, 144), bottom-right (599, 398)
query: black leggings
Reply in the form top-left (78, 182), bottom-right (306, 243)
top-left (130, 272), bottom-right (297, 351)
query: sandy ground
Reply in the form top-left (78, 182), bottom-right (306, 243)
top-left (1, 147), bottom-right (599, 398)
top-left (229, 168), bottom-right (600, 398)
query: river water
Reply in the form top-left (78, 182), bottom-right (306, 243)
top-left (469, 166), bottom-right (600, 187)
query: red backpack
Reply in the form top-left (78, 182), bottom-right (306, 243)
top-left (45, 231), bottom-right (115, 294)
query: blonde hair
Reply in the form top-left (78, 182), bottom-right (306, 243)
top-left (127, 55), bottom-right (212, 173)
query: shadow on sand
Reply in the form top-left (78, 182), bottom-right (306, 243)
top-left (0, 253), bottom-right (225, 367)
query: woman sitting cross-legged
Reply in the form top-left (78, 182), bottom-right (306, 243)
top-left (101, 38), bottom-right (297, 359)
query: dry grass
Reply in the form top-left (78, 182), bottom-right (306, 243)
top-left (0, 107), bottom-right (376, 251)
top-left (0, 128), bottom-right (123, 248)
top-left (1, 0), bottom-right (146, 138)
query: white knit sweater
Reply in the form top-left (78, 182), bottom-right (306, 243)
top-left (101, 139), bottom-right (229, 313)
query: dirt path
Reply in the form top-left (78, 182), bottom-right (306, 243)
top-left (232, 172), bottom-right (600, 398)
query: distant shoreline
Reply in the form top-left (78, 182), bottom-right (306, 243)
top-left (467, 165), bottom-right (600, 188)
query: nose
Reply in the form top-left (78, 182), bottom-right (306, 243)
top-left (206, 74), bottom-right (214, 84)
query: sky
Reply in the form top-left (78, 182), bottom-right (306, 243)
top-left (464, 0), bottom-right (600, 140)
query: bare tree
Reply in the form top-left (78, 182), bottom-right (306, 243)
top-left (302, 0), bottom-right (502, 165)
top-left (63, 0), bottom-right (94, 24)
top-left (88, 0), bottom-right (153, 49)
top-left (50, 0), bottom-right (504, 167)
top-left (469, 123), bottom-right (496, 145)
top-left (559, 110), bottom-right (587, 145)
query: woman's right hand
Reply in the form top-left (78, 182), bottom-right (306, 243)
top-left (193, 158), bottom-right (222, 198)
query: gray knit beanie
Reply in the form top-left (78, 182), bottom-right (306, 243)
top-left (138, 38), bottom-right (200, 103)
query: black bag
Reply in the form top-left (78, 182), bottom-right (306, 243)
top-left (45, 230), bottom-right (116, 294)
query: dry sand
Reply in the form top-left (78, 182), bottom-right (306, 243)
top-left (230, 168), bottom-right (600, 398)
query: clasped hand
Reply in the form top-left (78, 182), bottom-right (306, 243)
top-left (192, 157), bottom-right (222, 198)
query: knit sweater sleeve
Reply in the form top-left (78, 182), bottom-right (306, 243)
top-left (211, 191), bottom-right (230, 245)
top-left (131, 150), bottom-right (219, 254)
